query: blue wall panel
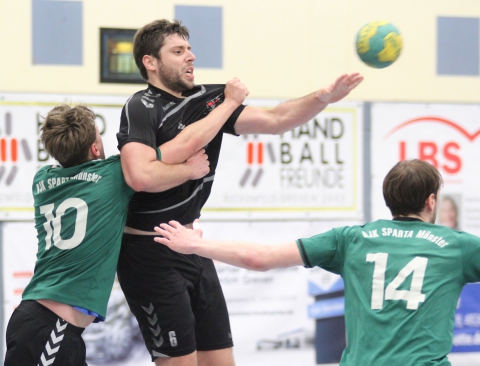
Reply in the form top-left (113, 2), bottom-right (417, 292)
top-left (32, 0), bottom-right (83, 65)
top-left (437, 16), bottom-right (479, 76)
top-left (175, 5), bottom-right (223, 69)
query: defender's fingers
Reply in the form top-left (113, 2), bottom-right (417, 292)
top-left (154, 236), bottom-right (168, 244)
top-left (193, 220), bottom-right (201, 230)
top-left (157, 223), bottom-right (174, 236)
top-left (155, 225), bottom-right (172, 238)
top-left (168, 220), bottom-right (183, 229)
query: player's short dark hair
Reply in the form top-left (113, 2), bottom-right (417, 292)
top-left (133, 19), bottom-right (190, 80)
top-left (41, 104), bottom-right (97, 168)
top-left (383, 159), bottom-right (443, 217)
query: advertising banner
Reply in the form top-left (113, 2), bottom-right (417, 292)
top-left (453, 283), bottom-right (480, 352)
top-left (371, 103), bottom-right (480, 235)
top-left (1, 222), bottom-right (38, 339)
top-left (0, 93), bottom-right (125, 220)
top-left (0, 94), bottom-right (363, 221)
top-left (204, 100), bottom-right (365, 220)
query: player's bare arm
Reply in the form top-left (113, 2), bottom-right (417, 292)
top-left (121, 144), bottom-right (209, 192)
top-left (233, 72), bottom-right (363, 135)
top-left (160, 78), bottom-right (249, 164)
top-left (154, 220), bottom-right (304, 271)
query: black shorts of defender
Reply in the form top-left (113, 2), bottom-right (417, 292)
top-left (4, 300), bottom-right (87, 366)
top-left (117, 234), bottom-right (233, 360)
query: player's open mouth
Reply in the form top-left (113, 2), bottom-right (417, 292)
top-left (185, 67), bottom-right (194, 79)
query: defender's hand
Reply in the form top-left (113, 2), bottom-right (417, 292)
top-left (154, 219), bottom-right (203, 254)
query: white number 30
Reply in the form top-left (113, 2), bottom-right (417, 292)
top-left (366, 253), bottom-right (428, 310)
top-left (40, 198), bottom-right (88, 250)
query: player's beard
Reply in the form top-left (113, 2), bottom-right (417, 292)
top-left (158, 62), bottom-right (194, 93)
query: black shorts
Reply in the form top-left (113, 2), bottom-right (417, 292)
top-left (4, 300), bottom-right (87, 366)
top-left (117, 234), bottom-right (233, 360)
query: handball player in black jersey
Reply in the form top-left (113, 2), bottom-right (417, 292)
top-left (116, 19), bottom-right (363, 366)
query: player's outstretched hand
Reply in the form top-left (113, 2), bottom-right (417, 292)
top-left (185, 149), bottom-right (210, 180)
top-left (154, 219), bottom-right (203, 254)
top-left (316, 73), bottom-right (364, 104)
top-left (225, 78), bottom-right (250, 106)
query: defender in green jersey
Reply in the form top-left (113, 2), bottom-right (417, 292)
top-left (154, 159), bottom-right (480, 366)
top-left (4, 104), bottom-right (217, 366)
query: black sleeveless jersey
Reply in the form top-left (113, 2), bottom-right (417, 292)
top-left (117, 84), bottom-right (246, 230)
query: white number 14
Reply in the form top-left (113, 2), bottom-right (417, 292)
top-left (366, 253), bottom-right (428, 310)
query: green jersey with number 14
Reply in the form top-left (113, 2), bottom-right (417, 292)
top-left (297, 218), bottom-right (480, 366)
top-left (22, 156), bottom-right (134, 319)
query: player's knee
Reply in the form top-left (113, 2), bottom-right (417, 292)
top-left (154, 351), bottom-right (198, 366)
top-left (197, 348), bottom-right (234, 366)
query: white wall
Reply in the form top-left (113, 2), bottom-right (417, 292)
top-left (1, 0), bottom-right (480, 102)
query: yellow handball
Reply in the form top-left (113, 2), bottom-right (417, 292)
top-left (356, 21), bottom-right (402, 68)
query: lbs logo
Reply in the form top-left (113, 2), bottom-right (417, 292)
top-left (384, 116), bottom-right (480, 176)
top-left (0, 112), bottom-right (33, 185)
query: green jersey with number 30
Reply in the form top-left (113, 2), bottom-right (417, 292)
top-left (297, 218), bottom-right (480, 366)
top-left (22, 155), bottom-right (134, 319)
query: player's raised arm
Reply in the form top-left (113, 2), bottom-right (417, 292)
top-left (154, 220), bottom-right (304, 271)
top-left (160, 78), bottom-right (249, 164)
top-left (233, 72), bottom-right (363, 135)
